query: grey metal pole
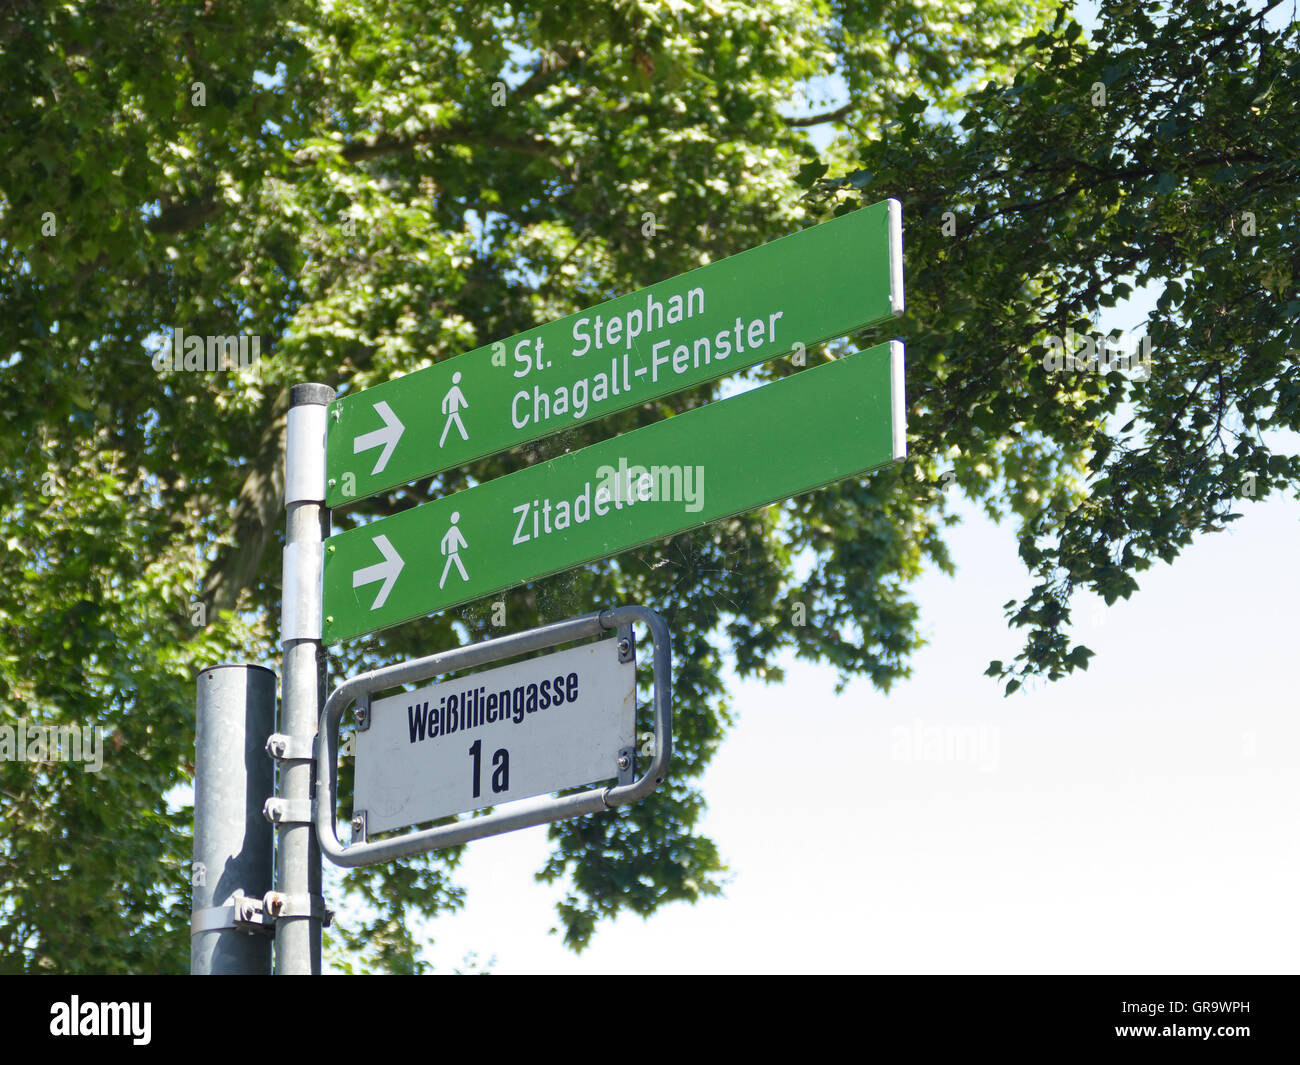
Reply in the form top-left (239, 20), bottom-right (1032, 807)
top-left (275, 382), bottom-right (334, 974)
top-left (191, 663), bottom-right (276, 975)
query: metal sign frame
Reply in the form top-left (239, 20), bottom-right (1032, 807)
top-left (314, 605), bottom-right (672, 867)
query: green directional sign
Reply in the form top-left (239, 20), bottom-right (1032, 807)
top-left (326, 199), bottom-right (903, 508)
top-left (322, 341), bottom-right (906, 643)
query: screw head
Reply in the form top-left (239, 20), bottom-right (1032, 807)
top-left (617, 638), bottom-right (630, 656)
top-left (617, 754), bottom-right (631, 771)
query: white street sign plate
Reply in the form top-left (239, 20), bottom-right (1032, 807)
top-left (353, 639), bottom-right (636, 834)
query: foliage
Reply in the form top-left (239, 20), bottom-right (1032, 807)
top-left (802, 0), bottom-right (1298, 693)
top-left (3, 0), bottom-right (1076, 971)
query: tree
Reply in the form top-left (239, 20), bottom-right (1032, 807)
top-left (801, 0), bottom-right (1298, 694)
top-left (1, 0), bottom-right (1069, 972)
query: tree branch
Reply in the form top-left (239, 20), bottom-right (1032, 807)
top-left (299, 50), bottom-right (574, 167)
top-left (331, 126), bottom-right (554, 165)
top-left (145, 50), bottom-right (577, 235)
top-left (784, 102), bottom-right (855, 127)
top-left (202, 388), bottom-right (289, 615)
top-left (147, 196), bottom-right (223, 235)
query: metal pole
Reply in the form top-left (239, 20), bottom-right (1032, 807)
top-left (275, 382), bottom-right (334, 974)
top-left (191, 664), bottom-right (276, 975)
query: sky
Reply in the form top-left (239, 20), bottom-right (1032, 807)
top-left (320, 1), bottom-right (1299, 974)
top-left (407, 459), bottom-right (1299, 975)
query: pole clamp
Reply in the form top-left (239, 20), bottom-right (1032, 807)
top-left (191, 892), bottom-right (274, 937)
top-left (263, 797), bottom-right (313, 824)
top-left (265, 732), bottom-right (315, 762)
top-left (262, 891), bottom-right (333, 927)
top-left (191, 891), bottom-right (332, 937)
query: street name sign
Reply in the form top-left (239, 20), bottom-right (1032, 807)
top-left (353, 637), bottom-right (636, 834)
top-left (325, 199), bottom-right (903, 507)
top-left (323, 340), bottom-right (906, 643)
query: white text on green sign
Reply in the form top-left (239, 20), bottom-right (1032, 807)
top-left (323, 341), bottom-right (906, 643)
top-left (326, 199), bottom-right (903, 506)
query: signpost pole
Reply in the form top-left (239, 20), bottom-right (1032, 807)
top-left (275, 382), bottom-right (334, 974)
top-left (191, 664), bottom-right (276, 975)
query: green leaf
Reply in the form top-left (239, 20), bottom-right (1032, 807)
top-left (794, 160), bottom-right (828, 188)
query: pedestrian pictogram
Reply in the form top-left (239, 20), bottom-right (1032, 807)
top-left (439, 512), bottom-right (469, 588)
top-left (440, 372), bottom-right (469, 448)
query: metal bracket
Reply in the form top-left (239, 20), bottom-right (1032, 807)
top-left (266, 732), bottom-right (315, 762)
top-left (315, 605), bottom-right (673, 868)
top-left (263, 797), bottom-right (312, 825)
top-left (350, 810), bottom-right (367, 844)
top-left (263, 891), bottom-right (333, 927)
top-left (191, 891), bottom-right (333, 937)
top-left (191, 892), bottom-right (274, 938)
top-left (616, 625), bottom-right (636, 783)
top-left (281, 542), bottom-right (324, 643)
top-left (353, 693), bottom-right (371, 732)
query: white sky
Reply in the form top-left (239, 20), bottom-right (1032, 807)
top-left (408, 473), bottom-right (1299, 974)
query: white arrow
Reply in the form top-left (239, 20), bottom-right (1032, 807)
top-left (352, 534), bottom-right (404, 611)
top-left (352, 400), bottom-right (405, 476)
